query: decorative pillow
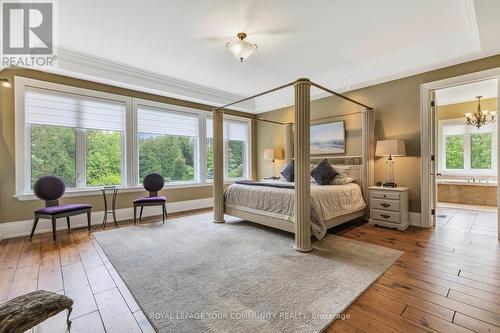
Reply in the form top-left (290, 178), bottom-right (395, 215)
top-left (331, 176), bottom-right (355, 185)
top-left (280, 161), bottom-right (294, 182)
top-left (310, 159), bottom-right (338, 185)
top-left (330, 166), bottom-right (353, 185)
top-left (334, 165), bottom-right (352, 176)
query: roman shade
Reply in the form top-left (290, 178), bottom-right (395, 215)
top-left (206, 117), bottom-right (248, 141)
top-left (25, 87), bottom-right (125, 132)
top-left (137, 106), bottom-right (199, 137)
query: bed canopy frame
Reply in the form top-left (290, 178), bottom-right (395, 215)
top-left (212, 78), bottom-right (374, 252)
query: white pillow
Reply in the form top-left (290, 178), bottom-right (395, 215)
top-left (331, 176), bottom-right (355, 185)
top-left (333, 165), bottom-right (352, 176)
top-left (330, 166), bottom-right (353, 185)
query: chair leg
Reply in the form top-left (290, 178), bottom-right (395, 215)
top-left (51, 217), bottom-right (57, 242)
top-left (139, 206), bottom-right (144, 221)
top-left (66, 216), bottom-right (71, 231)
top-left (134, 205), bottom-right (137, 225)
top-left (162, 204), bottom-right (165, 224)
top-left (164, 205), bottom-right (168, 220)
top-left (87, 212), bottom-right (91, 234)
top-left (30, 217), bottom-right (39, 240)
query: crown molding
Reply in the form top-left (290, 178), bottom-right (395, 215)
top-left (50, 48), bottom-right (255, 112)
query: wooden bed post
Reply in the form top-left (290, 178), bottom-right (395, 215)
top-left (284, 123), bottom-right (294, 163)
top-left (293, 78), bottom-right (312, 252)
top-left (213, 108), bottom-right (225, 223)
top-left (361, 108), bottom-right (375, 213)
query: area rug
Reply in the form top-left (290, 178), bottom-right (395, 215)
top-left (94, 214), bottom-right (402, 332)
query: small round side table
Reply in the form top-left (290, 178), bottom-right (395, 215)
top-left (101, 187), bottom-right (119, 229)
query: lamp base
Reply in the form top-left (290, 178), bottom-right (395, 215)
top-left (383, 182), bottom-right (398, 188)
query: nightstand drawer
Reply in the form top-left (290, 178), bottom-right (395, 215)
top-left (371, 198), bottom-right (400, 212)
top-left (371, 191), bottom-right (400, 200)
top-left (371, 209), bottom-right (401, 223)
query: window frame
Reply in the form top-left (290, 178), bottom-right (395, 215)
top-left (15, 77), bottom-right (132, 197)
top-left (134, 98), bottom-right (202, 186)
top-left (14, 77), bottom-right (252, 200)
top-left (438, 117), bottom-right (497, 176)
top-left (222, 115), bottom-right (251, 181)
top-left (204, 114), bottom-right (252, 182)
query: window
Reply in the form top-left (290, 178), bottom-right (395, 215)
top-left (206, 117), bottom-right (249, 180)
top-left (445, 135), bottom-right (464, 169)
top-left (24, 87), bottom-right (125, 191)
top-left (15, 77), bottom-right (252, 198)
top-left (31, 125), bottom-right (76, 188)
top-left (86, 130), bottom-right (123, 186)
top-left (137, 106), bottom-right (199, 184)
top-left (471, 133), bottom-right (492, 169)
top-left (439, 118), bottom-right (497, 175)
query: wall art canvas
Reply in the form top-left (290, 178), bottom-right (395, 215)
top-left (310, 121), bottom-right (345, 154)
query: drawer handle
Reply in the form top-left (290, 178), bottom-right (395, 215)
top-left (383, 195), bottom-right (387, 198)
top-left (380, 203), bottom-right (390, 208)
top-left (380, 214), bottom-right (391, 219)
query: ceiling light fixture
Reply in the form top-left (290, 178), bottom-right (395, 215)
top-left (226, 32), bottom-right (257, 62)
top-left (0, 79), bottom-right (12, 88)
top-left (465, 96), bottom-right (496, 129)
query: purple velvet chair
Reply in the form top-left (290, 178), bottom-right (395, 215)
top-left (134, 173), bottom-right (167, 224)
top-left (30, 176), bottom-right (92, 242)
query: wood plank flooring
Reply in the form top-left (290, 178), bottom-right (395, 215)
top-left (1, 209), bottom-right (499, 333)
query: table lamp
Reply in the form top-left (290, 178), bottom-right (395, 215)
top-left (264, 148), bottom-right (284, 177)
top-left (375, 140), bottom-right (406, 187)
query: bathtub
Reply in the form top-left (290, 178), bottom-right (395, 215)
top-left (437, 178), bottom-right (497, 207)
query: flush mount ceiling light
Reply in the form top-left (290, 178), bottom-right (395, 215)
top-left (226, 32), bottom-right (257, 62)
top-left (465, 96), bottom-right (496, 129)
top-left (0, 79), bottom-right (12, 88)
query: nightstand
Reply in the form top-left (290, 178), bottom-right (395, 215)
top-left (368, 186), bottom-right (409, 230)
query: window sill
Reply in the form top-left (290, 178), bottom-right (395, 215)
top-left (14, 181), bottom-right (236, 201)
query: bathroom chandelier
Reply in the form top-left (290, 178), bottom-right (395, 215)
top-left (226, 32), bottom-right (257, 62)
top-left (465, 96), bottom-right (496, 129)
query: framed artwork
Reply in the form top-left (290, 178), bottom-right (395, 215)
top-left (310, 120), bottom-right (345, 154)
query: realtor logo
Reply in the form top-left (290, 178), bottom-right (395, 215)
top-left (2, 1), bottom-right (56, 67)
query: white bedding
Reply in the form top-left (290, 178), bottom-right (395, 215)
top-left (224, 182), bottom-right (366, 239)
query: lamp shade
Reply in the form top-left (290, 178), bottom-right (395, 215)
top-left (375, 140), bottom-right (406, 157)
top-left (264, 148), bottom-right (284, 161)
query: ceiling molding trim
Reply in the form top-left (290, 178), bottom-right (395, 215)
top-left (256, 50), bottom-right (500, 114)
top-left (53, 48), bottom-right (255, 112)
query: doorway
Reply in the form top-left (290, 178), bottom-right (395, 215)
top-left (435, 79), bottom-right (497, 236)
top-left (421, 68), bottom-right (500, 239)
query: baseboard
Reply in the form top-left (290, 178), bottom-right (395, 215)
top-left (409, 212), bottom-right (422, 227)
top-left (0, 197), bottom-right (213, 240)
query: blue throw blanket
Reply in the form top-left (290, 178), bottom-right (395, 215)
top-left (234, 180), bottom-right (295, 189)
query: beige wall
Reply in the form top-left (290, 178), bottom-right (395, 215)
top-left (438, 97), bottom-right (497, 120)
top-left (0, 68), bottom-right (253, 223)
top-left (257, 54), bottom-right (500, 212)
top-left (257, 96), bottom-right (363, 178)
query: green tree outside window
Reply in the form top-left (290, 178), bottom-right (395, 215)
top-left (445, 135), bottom-right (464, 169)
top-left (31, 125), bottom-right (76, 188)
top-left (471, 133), bottom-right (492, 169)
top-left (86, 130), bottom-right (123, 186)
top-left (139, 134), bottom-right (195, 182)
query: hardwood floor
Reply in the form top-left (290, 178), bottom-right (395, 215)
top-left (1, 209), bottom-right (499, 333)
top-left (328, 218), bottom-right (500, 333)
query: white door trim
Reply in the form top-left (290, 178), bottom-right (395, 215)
top-left (420, 67), bottom-right (500, 238)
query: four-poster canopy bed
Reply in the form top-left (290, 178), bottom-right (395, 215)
top-left (212, 78), bottom-right (374, 252)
